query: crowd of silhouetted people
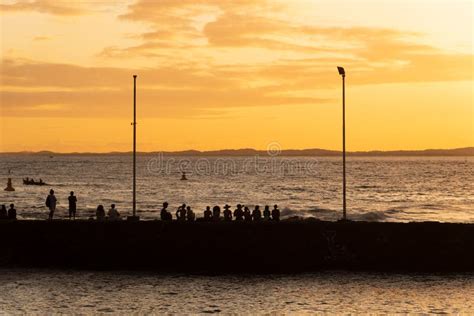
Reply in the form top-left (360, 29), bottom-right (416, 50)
top-left (160, 202), bottom-right (280, 222)
top-left (2, 188), bottom-right (281, 222)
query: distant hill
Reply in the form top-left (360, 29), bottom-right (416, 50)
top-left (1, 147), bottom-right (473, 156)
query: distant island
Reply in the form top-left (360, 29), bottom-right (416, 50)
top-left (1, 147), bottom-right (473, 157)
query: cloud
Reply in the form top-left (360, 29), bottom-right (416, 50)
top-left (0, 59), bottom-right (329, 118)
top-left (1, 0), bottom-right (472, 120)
top-left (0, 0), bottom-right (84, 15)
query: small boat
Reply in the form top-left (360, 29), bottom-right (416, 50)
top-left (23, 178), bottom-right (47, 186)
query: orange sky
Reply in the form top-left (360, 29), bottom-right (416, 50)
top-left (0, 0), bottom-right (473, 152)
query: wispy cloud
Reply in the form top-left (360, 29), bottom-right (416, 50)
top-left (0, 0), bottom-right (84, 15)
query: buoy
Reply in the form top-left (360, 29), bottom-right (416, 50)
top-left (180, 172), bottom-right (187, 181)
top-left (4, 178), bottom-right (15, 191)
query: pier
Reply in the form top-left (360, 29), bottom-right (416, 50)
top-left (0, 220), bottom-right (472, 272)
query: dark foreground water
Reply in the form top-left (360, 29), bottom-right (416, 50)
top-left (1, 155), bottom-right (473, 222)
top-left (0, 270), bottom-right (472, 314)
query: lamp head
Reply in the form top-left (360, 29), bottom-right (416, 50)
top-left (337, 66), bottom-right (345, 76)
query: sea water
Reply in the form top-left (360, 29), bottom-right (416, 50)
top-left (0, 270), bottom-right (472, 313)
top-left (0, 155), bottom-right (473, 222)
top-left (1, 155), bottom-right (473, 313)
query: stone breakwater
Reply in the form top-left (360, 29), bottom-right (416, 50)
top-left (0, 220), bottom-right (473, 272)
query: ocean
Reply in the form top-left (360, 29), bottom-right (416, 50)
top-left (1, 155), bottom-right (474, 313)
top-left (1, 155), bottom-right (473, 222)
top-left (0, 270), bottom-right (472, 313)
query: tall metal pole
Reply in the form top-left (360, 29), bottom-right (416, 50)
top-left (133, 75), bottom-right (137, 217)
top-left (342, 74), bottom-right (346, 220)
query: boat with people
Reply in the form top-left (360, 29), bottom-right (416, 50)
top-left (23, 178), bottom-right (47, 186)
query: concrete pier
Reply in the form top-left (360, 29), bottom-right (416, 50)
top-left (0, 220), bottom-right (472, 272)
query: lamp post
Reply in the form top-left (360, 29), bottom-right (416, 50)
top-left (337, 66), bottom-right (347, 220)
top-left (132, 74), bottom-right (138, 220)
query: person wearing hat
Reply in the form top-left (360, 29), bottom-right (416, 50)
top-left (223, 204), bottom-right (232, 221)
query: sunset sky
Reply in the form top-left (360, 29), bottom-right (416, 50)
top-left (0, 0), bottom-right (472, 152)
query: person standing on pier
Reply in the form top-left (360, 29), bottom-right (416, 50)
top-left (0, 205), bottom-right (7, 219)
top-left (263, 205), bottom-right (271, 220)
top-left (272, 205), bottom-right (280, 221)
top-left (212, 205), bottom-right (221, 221)
top-left (176, 204), bottom-right (187, 221)
top-left (252, 205), bottom-right (262, 221)
top-left (45, 189), bottom-right (57, 220)
top-left (203, 206), bottom-right (212, 221)
top-left (243, 206), bottom-right (252, 221)
top-left (68, 191), bottom-right (77, 220)
top-left (8, 204), bottom-right (16, 220)
top-left (223, 204), bottom-right (232, 221)
top-left (161, 202), bottom-right (172, 221)
top-left (186, 206), bottom-right (195, 222)
top-left (234, 204), bottom-right (244, 221)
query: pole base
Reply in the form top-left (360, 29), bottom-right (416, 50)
top-left (337, 218), bottom-right (352, 223)
top-left (127, 216), bottom-right (140, 222)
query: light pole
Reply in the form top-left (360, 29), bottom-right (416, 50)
top-left (132, 74), bottom-right (138, 220)
top-left (337, 66), bottom-right (347, 220)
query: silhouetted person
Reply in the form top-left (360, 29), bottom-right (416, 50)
top-left (252, 205), bottom-right (262, 221)
top-left (45, 189), bottom-right (57, 220)
top-left (8, 204), bottom-right (16, 220)
top-left (243, 206), bottom-right (252, 221)
top-left (0, 205), bottom-right (7, 219)
top-left (96, 205), bottom-right (105, 221)
top-left (272, 204), bottom-right (280, 221)
top-left (186, 206), bottom-right (195, 222)
top-left (68, 191), bottom-right (77, 220)
top-left (212, 206), bottom-right (221, 221)
top-left (161, 202), bottom-right (172, 221)
top-left (223, 204), bottom-right (232, 221)
top-left (203, 206), bottom-right (212, 221)
top-left (176, 204), bottom-right (187, 221)
top-left (108, 204), bottom-right (121, 221)
top-left (263, 205), bottom-right (271, 220)
top-left (39, 178), bottom-right (44, 185)
top-left (234, 204), bottom-right (244, 221)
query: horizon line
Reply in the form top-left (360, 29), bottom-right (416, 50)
top-left (1, 146), bottom-right (473, 156)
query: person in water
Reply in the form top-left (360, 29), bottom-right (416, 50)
top-left (243, 206), bottom-right (252, 221)
top-left (45, 189), bottom-right (57, 220)
top-left (68, 191), bottom-right (77, 220)
top-left (234, 204), bottom-right (244, 221)
top-left (176, 204), bottom-right (187, 221)
top-left (108, 204), bottom-right (121, 221)
top-left (272, 204), bottom-right (280, 221)
top-left (223, 204), bottom-right (232, 221)
top-left (96, 205), bottom-right (105, 221)
top-left (186, 206), bottom-right (195, 222)
top-left (263, 205), bottom-right (271, 220)
top-left (8, 204), bottom-right (17, 220)
top-left (203, 206), bottom-right (212, 221)
top-left (212, 205), bottom-right (221, 221)
top-left (0, 204), bottom-right (7, 219)
top-left (161, 202), bottom-right (172, 221)
top-left (252, 205), bottom-right (262, 221)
